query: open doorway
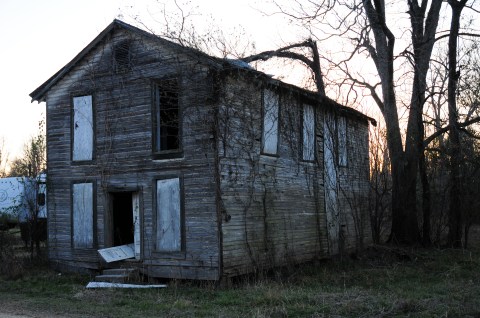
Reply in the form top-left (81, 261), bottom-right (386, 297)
top-left (111, 192), bottom-right (134, 246)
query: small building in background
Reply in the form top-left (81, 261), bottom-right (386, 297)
top-left (0, 175), bottom-right (47, 244)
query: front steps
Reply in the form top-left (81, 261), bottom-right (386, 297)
top-left (95, 268), bottom-right (142, 283)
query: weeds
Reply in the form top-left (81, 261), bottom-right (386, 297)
top-left (0, 230), bottom-right (25, 279)
top-left (0, 244), bottom-right (479, 317)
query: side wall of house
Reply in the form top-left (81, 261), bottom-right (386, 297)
top-left (336, 115), bottom-right (371, 252)
top-left (45, 28), bottom-right (220, 280)
top-left (218, 73), bottom-right (328, 277)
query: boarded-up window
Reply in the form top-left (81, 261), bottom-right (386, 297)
top-left (73, 95), bottom-right (93, 161)
top-left (302, 104), bottom-right (315, 161)
top-left (262, 89), bottom-right (279, 155)
top-left (338, 116), bottom-right (347, 166)
top-left (153, 80), bottom-right (180, 154)
top-left (73, 183), bottom-right (94, 248)
top-left (156, 178), bottom-right (181, 252)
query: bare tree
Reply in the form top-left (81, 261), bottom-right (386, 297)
top-left (368, 123), bottom-right (391, 244)
top-left (0, 138), bottom-right (8, 178)
top-left (242, 39), bottom-right (326, 95)
top-left (8, 121), bottom-right (46, 178)
top-left (129, 0), bottom-right (254, 59)
top-left (255, 0), bottom-right (480, 245)
top-left (8, 121), bottom-right (46, 257)
top-left (446, 0), bottom-right (469, 247)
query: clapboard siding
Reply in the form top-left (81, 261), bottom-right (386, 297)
top-left (37, 20), bottom-right (371, 281)
top-left (44, 26), bottom-right (220, 279)
top-left (218, 75), bottom-right (328, 277)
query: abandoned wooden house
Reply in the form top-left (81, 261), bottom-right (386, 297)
top-left (30, 19), bottom-right (373, 281)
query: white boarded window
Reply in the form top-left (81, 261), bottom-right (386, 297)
top-left (302, 104), bottom-right (315, 161)
top-left (73, 183), bottom-right (94, 248)
top-left (73, 95), bottom-right (93, 161)
top-left (262, 89), bottom-right (279, 155)
top-left (338, 116), bottom-right (347, 166)
top-left (156, 178), bottom-right (181, 252)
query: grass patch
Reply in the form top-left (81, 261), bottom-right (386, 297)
top-left (0, 245), bottom-right (479, 317)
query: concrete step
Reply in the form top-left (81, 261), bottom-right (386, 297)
top-left (95, 268), bottom-right (141, 283)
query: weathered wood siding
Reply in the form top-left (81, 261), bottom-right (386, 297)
top-left (218, 73), bottom-right (328, 277)
top-left (336, 114), bottom-right (371, 252)
top-left (42, 21), bottom-right (371, 280)
top-left (45, 28), bottom-right (220, 280)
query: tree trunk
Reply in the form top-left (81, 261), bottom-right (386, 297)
top-left (389, 156), bottom-right (420, 244)
top-left (362, 0), bottom-right (442, 245)
top-left (446, 0), bottom-right (467, 248)
top-left (420, 151), bottom-right (432, 246)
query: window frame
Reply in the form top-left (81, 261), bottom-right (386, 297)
top-left (71, 181), bottom-right (96, 249)
top-left (302, 103), bottom-right (316, 162)
top-left (71, 94), bottom-right (95, 163)
top-left (153, 176), bottom-right (185, 257)
top-left (151, 79), bottom-right (183, 160)
top-left (261, 88), bottom-right (280, 156)
top-left (337, 116), bottom-right (348, 167)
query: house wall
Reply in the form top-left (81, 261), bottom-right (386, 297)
top-left (45, 28), bottom-right (221, 280)
top-left (336, 115), bottom-right (371, 252)
top-left (42, 23), bottom-right (371, 281)
top-left (218, 73), bottom-right (330, 277)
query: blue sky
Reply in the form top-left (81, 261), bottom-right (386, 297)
top-left (0, 0), bottom-right (289, 161)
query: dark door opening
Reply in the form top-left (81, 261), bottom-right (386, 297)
top-left (111, 192), bottom-right (134, 246)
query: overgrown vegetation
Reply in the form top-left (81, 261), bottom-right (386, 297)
top-left (0, 230), bottom-right (26, 280)
top-left (1, 235), bottom-right (479, 317)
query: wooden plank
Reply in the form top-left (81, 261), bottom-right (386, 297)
top-left (72, 183), bottom-right (93, 248)
top-left (262, 89), bottom-right (279, 155)
top-left (156, 178), bottom-right (181, 252)
top-left (132, 193), bottom-right (141, 259)
top-left (72, 95), bottom-right (93, 161)
top-left (98, 244), bottom-right (135, 263)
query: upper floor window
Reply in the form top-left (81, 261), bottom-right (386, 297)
top-left (72, 95), bottom-right (93, 161)
top-left (113, 40), bottom-right (132, 73)
top-left (262, 89), bottom-right (279, 155)
top-left (302, 104), bottom-right (315, 161)
top-left (153, 79), bottom-right (181, 157)
top-left (337, 116), bottom-right (347, 166)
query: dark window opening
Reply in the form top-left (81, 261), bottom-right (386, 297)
top-left (111, 192), bottom-right (133, 246)
top-left (37, 193), bottom-right (46, 206)
top-left (154, 79), bottom-right (180, 153)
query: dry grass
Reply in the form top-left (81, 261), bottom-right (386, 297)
top-left (0, 227), bottom-right (479, 317)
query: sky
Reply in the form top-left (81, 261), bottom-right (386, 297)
top-left (0, 0), bottom-right (292, 161)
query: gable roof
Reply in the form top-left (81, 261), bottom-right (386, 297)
top-left (30, 19), bottom-right (375, 125)
top-left (29, 19), bottom-right (222, 103)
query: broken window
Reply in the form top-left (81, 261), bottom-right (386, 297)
top-left (156, 178), bottom-right (182, 252)
top-left (72, 95), bottom-right (93, 161)
top-left (262, 89), bottom-right (279, 155)
top-left (153, 79), bottom-right (181, 157)
top-left (72, 182), bottom-right (94, 248)
top-left (338, 116), bottom-right (347, 166)
top-left (302, 104), bottom-right (315, 161)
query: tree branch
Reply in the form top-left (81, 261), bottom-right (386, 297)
top-left (423, 116), bottom-right (480, 148)
top-left (241, 39), bottom-right (326, 95)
